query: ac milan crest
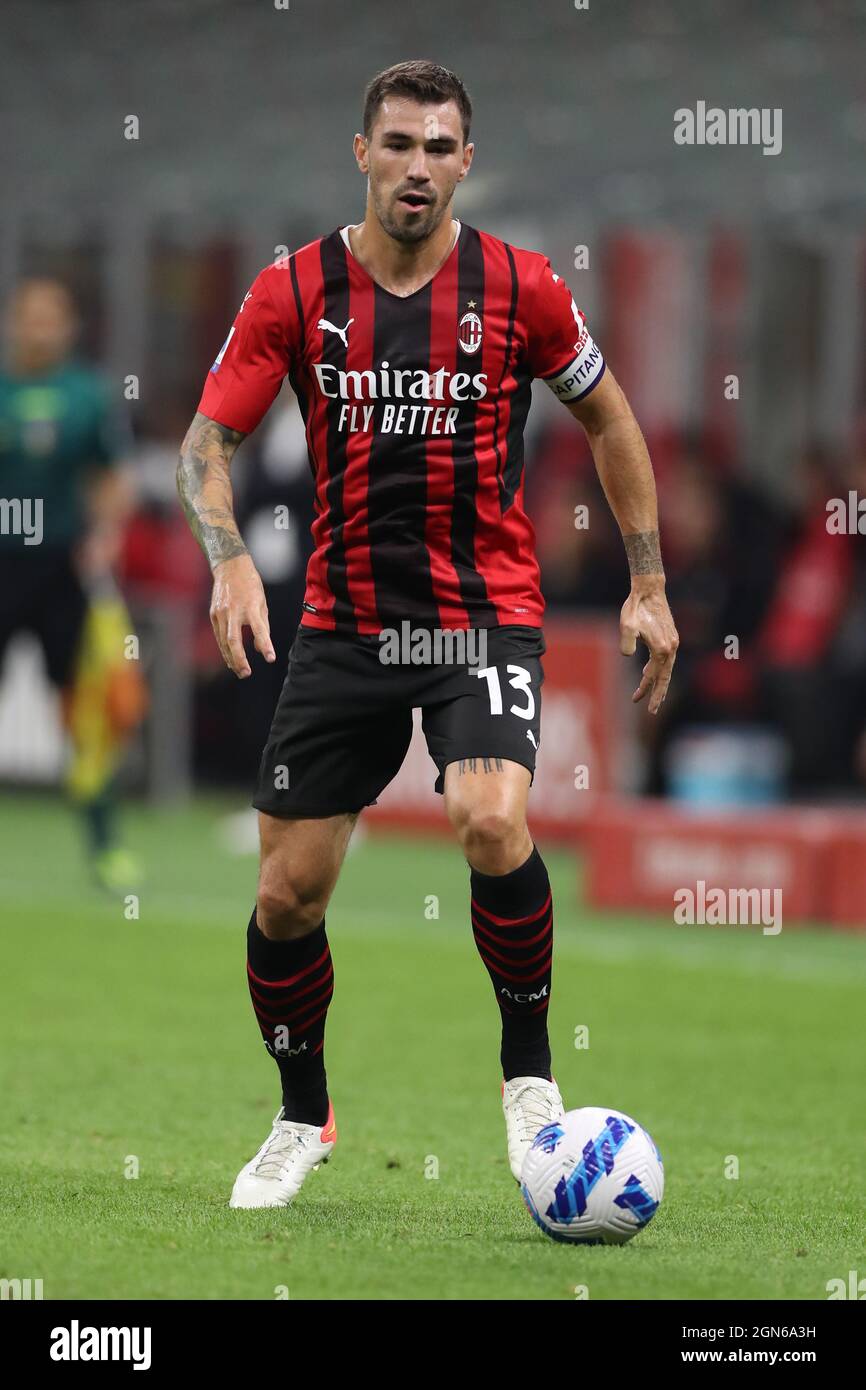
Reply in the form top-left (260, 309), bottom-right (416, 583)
top-left (458, 309), bottom-right (483, 355)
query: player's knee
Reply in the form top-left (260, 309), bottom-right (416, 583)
top-left (457, 802), bottom-right (523, 857)
top-left (256, 874), bottom-right (329, 940)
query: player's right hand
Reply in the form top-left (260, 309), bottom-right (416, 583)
top-left (209, 554), bottom-right (276, 678)
top-left (619, 580), bottom-right (679, 715)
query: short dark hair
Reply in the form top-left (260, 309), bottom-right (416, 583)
top-left (363, 60), bottom-right (472, 145)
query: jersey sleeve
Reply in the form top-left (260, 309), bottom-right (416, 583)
top-left (526, 258), bottom-right (606, 404)
top-left (197, 265), bottom-right (296, 434)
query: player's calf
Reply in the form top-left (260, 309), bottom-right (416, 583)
top-left (245, 908), bottom-right (334, 1127)
top-left (469, 844), bottom-right (554, 1081)
top-left (256, 809), bottom-right (355, 939)
top-left (445, 763), bottom-right (554, 1082)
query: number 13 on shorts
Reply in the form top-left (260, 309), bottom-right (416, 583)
top-left (474, 664), bottom-right (536, 720)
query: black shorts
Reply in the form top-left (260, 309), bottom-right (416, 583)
top-left (253, 624), bottom-right (546, 818)
top-left (0, 547), bottom-right (87, 688)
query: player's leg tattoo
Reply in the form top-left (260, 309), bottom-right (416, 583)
top-left (457, 756), bottom-right (504, 775)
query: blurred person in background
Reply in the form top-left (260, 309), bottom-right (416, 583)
top-left (0, 278), bottom-right (144, 890)
top-left (642, 439), bottom-right (866, 801)
top-left (526, 413), bottom-right (631, 612)
top-left (635, 438), bottom-right (782, 794)
top-left (839, 433), bottom-right (866, 791)
top-left (757, 442), bottom-right (866, 795)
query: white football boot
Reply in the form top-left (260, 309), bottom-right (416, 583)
top-left (502, 1076), bottom-right (565, 1182)
top-left (229, 1101), bottom-right (337, 1208)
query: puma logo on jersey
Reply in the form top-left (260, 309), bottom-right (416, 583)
top-left (317, 316), bottom-right (354, 348)
top-left (526, 729), bottom-right (538, 750)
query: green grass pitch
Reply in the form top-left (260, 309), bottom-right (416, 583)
top-left (0, 791), bottom-right (863, 1301)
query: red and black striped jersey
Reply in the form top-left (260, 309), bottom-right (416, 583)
top-left (197, 220), bottom-right (605, 634)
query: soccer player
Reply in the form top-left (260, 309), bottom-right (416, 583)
top-left (0, 278), bottom-right (140, 890)
top-left (177, 61), bottom-right (679, 1207)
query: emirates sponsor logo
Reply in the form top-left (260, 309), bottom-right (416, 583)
top-left (313, 360), bottom-right (487, 402)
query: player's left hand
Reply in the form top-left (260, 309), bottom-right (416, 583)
top-left (619, 579), bottom-right (679, 715)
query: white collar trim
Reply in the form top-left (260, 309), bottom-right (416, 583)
top-left (339, 219), bottom-right (461, 257)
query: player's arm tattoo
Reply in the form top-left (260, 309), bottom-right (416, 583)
top-left (176, 412), bottom-right (248, 570)
top-left (623, 530), bottom-right (663, 578)
top-left (457, 756), bottom-right (505, 775)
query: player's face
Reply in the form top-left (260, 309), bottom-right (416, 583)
top-left (358, 97), bottom-right (473, 244)
top-left (5, 282), bottom-right (76, 371)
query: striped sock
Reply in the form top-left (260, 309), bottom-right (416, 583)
top-left (470, 846), bottom-right (553, 1081)
top-left (245, 910), bottom-right (334, 1125)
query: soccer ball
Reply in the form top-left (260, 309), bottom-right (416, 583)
top-left (520, 1106), bottom-right (664, 1244)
